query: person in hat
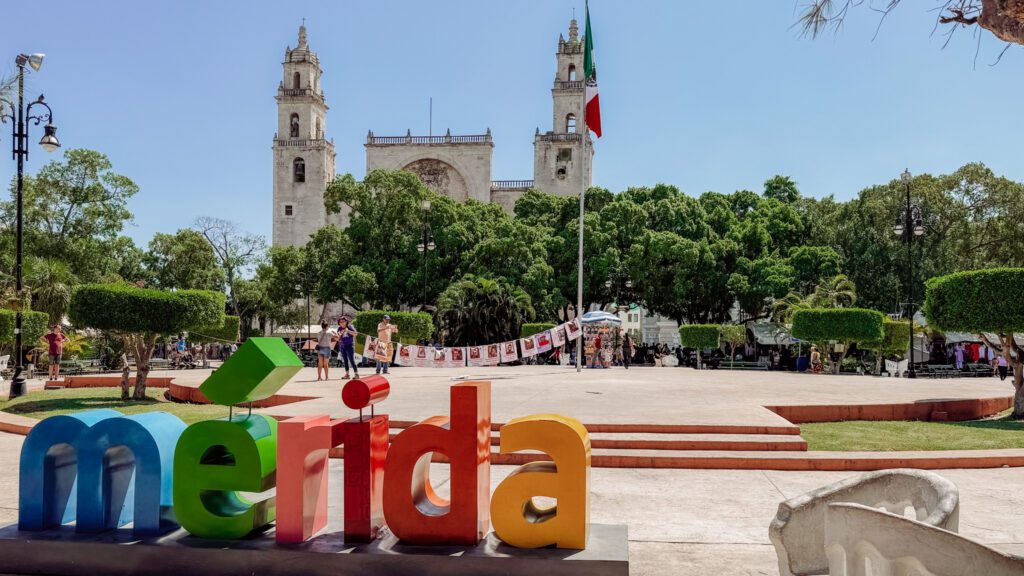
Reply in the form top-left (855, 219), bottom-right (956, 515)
top-left (337, 316), bottom-right (359, 380)
top-left (376, 314), bottom-right (399, 374)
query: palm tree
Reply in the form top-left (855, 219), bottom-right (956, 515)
top-left (436, 275), bottom-right (535, 346)
top-left (771, 292), bottom-right (810, 324)
top-left (809, 274), bottom-right (857, 309)
top-left (25, 257), bottom-right (78, 324)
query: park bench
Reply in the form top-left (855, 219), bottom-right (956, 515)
top-left (721, 360), bottom-right (769, 371)
top-left (966, 362), bottom-right (994, 378)
top-left (150, 358), bottom-right (169, 371)
top-left (59, 360), bottom-right (84, 376)
top-left (924, 364), bottom-right (961, 379)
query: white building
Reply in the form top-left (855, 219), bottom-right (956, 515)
top-left (272, 19), bottom-right (594, 248)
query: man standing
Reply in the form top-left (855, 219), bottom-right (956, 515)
top-left (42, 324), bottom-right (70, 381)
top-left (376, 314), bottom-right (399, 375)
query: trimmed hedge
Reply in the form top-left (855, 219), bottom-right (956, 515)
top-left (678, 325), bottom-right (720, 349)
top-left (354, 310), bottom-right (434, 344)
top-left (194, 315), bottom-right (240, 343)
top-left (69, 284), bottom-right (225, 335)
top-left (865, 318), bottom-right (911, 354)
top-left (791, 308), bottom-right (884, 343)
top-left (0, 310), bottom-right (50, 346)
top-left (924, 268), bottom-right (1024, 334)
top-left (520, 323), bottom-right (556, 338)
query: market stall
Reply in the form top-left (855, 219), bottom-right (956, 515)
top-left (580, 311), bottom-right (623, 368)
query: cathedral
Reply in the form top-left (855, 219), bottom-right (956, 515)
top-left (272, 19), bottom-right (595, 248)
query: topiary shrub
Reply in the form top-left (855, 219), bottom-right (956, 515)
top-left (862, 318), bottom-right (911, 375)
top-left (678, 324), bottom-right (720, 369)
top-left (791, 308), bottom-right (884, 374)
top-left (0, 309), bottom-right (50, 356)
top-left (193, 315), bottom-right (241, 344)
top-left (69, 283), bottom-right (225, 400)
top-left (354, 310), bottom-right (434, 344)
top-left (924, 268), bottom-right (1024, 417)
top-left (520, 323), bottom-right (556, 338)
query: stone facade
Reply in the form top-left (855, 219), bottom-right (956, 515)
top-left (365, 131), bottom-right (493, 203)
top-left (272, 18), bottom-right (594, 248)
top-left (533, 18), bottom-right (594, 198)
top-left (272, 25), bottom-right (343, 248)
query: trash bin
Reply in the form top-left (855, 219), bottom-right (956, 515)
top-left (796, 356), bottom-right (809, 372)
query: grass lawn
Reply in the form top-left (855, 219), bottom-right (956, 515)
top-left (0, 387), bottom-right (230, 425)
top-left (801, 412), bottom-right (1024, 451)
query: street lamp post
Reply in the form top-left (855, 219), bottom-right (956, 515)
top-left (893, 169), bottom-right (924, 379)
top-left (417, 199), bottom-right (435, 310)
top-left (0, 53), bottom-right (61, 399)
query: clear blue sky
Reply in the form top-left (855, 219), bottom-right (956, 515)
top-left (3, 1), bottom-right (1021, 245)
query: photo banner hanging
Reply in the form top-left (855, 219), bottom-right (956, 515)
top-left (374, 340), bottom-right (392, 363)
top-left (565, 318), bottom-right (583, 341)
top-left (432, 347), bottom-right (448, 368)
top-left (484, 343), bottom-right (501, 366)
top-left (535, 330), bottom-right (553, 353)
top-left (467, 346), bottom-right (485, 367)
top-left (395, 344), bottom-right (412, 366)
top-left (499, 341), bottom-right (519, 363)
top-left (448, 347), bottom-right (466, 368)
top-left (551, 324), bottom-right (567, 348)
top-left (362, 336), bottom-right (377, 359)
top-left (520, 336), bottom-right (538, 358)
top-left (413, 344), bottom-right (431, 368)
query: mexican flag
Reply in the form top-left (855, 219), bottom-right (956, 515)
top-left (583, 4), bottom-right (602, 138)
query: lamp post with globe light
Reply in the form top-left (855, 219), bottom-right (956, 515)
top-left (0, 53), bottom-right (61, 398)
top-left (893, 169), bottom-right (924, 378)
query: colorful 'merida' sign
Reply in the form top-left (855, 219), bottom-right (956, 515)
top-left (17, 338), bottom-right (591, 550)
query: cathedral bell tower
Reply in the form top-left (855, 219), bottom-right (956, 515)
top-left (272, 24), bottom-right (341, 248)
top-left (532, 17), bottom-right (594, 198)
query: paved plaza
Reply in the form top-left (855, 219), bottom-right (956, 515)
top-left (161, 364), bottom-right (1012, 426)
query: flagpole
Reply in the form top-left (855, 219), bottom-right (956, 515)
top-left (576, 1), bottom-right (588, 373)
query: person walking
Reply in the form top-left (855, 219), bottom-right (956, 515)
top-left (314, 321), bottom-right (336, 381)
top-left (42, 324), bottom-right (70, 381)
top-left (997, 354), bottom-right (1009, 381)
top-left (622, 332), bottom-right (633, 370)
top-left (337, 316), bottom-right (359, 380)
top-left (376, 314), bottom-right (398, 374)
top-left (589, 333), bottom-right (603, 368)
top-left (810, 345), bottom-right (823, 374)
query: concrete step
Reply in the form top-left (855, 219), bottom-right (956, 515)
top-left (387, 420), bottom-right (801, 436)
top-left (383, 429), bottom-right (808, 452)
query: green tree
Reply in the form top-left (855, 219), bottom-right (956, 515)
top-left (788, 246), bottom-right (842, 294)
top-left (435, 275), bottom-right (535, 346)
top-left (2, 149), bottom-right (138, 282)
top-left (25, 257), bottom-right (77, 324)
top-left (193, 217), bottom-right (265, 316)
top-left (69, 284), bottom-right (224, 399)
top-left (145, 229), bottom-right (225, 291)
top-left (809, 274), bottom-right (857, 308)
top-left (763, 175), bottom-right (800, 203)
top-left (924, 268), bottom-right (1024, 417)
top-left (720, 324), bottom-right (748, 368)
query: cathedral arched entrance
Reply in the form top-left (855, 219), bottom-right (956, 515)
top-left (402, 158), bottom-right (470, 202)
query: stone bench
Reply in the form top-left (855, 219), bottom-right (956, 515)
top-left (769, 469), bottom-right (959, 576)
top-left (825, 502), bottom-right (1023, 576)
